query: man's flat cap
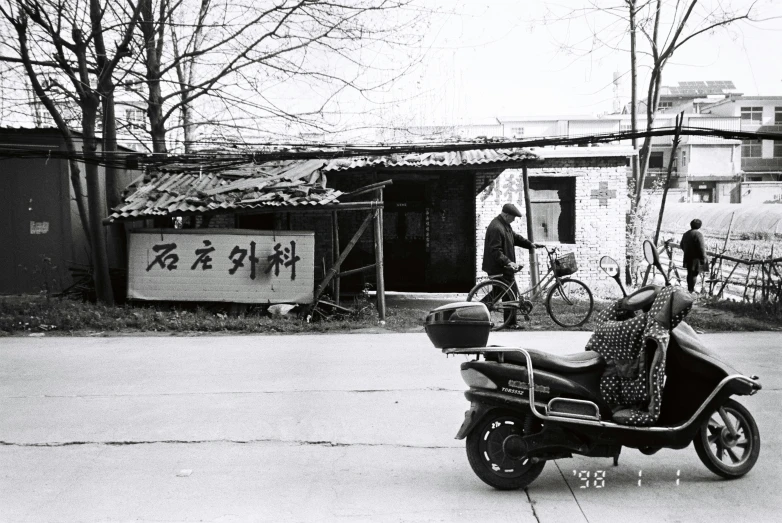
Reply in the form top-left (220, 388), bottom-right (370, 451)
top-left (502, 203), bottom-right (522, 217)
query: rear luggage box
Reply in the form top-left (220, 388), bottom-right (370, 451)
top-left (425, 302), bottom-right (491, 349)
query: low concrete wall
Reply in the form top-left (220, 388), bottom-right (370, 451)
top-left (740, 182), bottom-right (782, 205)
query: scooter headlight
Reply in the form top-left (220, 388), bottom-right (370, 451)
top-left (461, 368), bottom-right (498, 390)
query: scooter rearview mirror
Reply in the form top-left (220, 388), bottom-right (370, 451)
top-left (643, 239), bottom-right (669, 285)
top-left (600, 256), bottom-right (627, 297)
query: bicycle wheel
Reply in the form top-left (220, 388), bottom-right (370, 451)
top-left (545, 278), bottom-right (593, 328)
top-left (467, 279), bottom-right (517, 330)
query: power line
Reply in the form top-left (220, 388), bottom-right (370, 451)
top-left (0, 125), bottom-right (779, 168)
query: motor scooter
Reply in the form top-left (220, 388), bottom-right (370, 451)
top-left (425, 241), bottom-right (762, 490)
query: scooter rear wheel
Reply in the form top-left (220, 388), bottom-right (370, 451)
top-left (466, 411), bottom-right (545, 490)
top-left (693, 399), bottom-right (760, 479)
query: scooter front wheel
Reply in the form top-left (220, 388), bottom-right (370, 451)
top-left (693, 399), bottom-right (760, 479)
top-left (466, 411), bottom-right (545, 490)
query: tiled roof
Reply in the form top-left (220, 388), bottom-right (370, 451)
top-left (107, 159), bottom-right (341, 222)
top-left (323, 148), bottom-right (537, 171)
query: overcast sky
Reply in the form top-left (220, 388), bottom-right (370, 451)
top-left (361, 0), bottom-right (782, 128)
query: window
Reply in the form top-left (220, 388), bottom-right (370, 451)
top-left (776, 107), bottom-right (782, 125)
top-left (511, 127), bottom-right (524, 138)
top-left (658, 101), bottom-right (673, 110)
top-left (649, 151), bottom-right (664, 169)
top-left (775, 141), bottom-right (782, 158)
top-left (741, 106), bottom-right (763, 123)
top-left (742, 139), bottom-right (762, 158)
top-left (681, 149), bottom-right (687, 167)
top-left (125, 107), bottom-right (146, 129)
top-left (528, 177), bottom-right (575, 244)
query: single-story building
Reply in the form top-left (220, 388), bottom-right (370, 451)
top-left (107, 146), bottom-right (632, 299)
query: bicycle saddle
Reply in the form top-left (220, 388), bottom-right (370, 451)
top-left (619, 285), bottom-right (660, 312)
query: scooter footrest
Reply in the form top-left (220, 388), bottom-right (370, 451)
top-left (547, 398), bottom-right (601, 421)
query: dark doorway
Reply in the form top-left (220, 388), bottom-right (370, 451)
top-left (383, 181), bottom-right (427, 290)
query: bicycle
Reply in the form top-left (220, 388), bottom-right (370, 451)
top-left (467, 246), bottom-right (594, 330)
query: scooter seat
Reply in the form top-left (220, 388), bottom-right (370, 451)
top-left (487, 349), bottom-right (605, 374)
top-left (619, 285), bottom-right (659, 312)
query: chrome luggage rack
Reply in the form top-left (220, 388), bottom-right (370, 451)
top-left (442, 346), bottom-right (761, 433)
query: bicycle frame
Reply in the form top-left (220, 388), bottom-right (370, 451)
top-left (484, 248), bottom-right (569, 308)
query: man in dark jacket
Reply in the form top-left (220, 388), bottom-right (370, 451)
top-left (482, 203), bottom-right (543, 325)
top-left (680, 218), bottom-right (707, 292)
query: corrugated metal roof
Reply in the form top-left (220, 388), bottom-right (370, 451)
top-left (107, 159), bottom-right (341, 222)
top-left (107, 148), bottom-right (539, 222)
top-left (323, 148), bottom-right (538, 171)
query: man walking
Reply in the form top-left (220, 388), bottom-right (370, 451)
top-left (482, 203), bottom-right (543, 326)
top-left (680, 218), bottom-right (708, 293)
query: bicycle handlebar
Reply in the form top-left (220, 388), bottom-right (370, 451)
top-left (507, 245), bottom-right (558, 273)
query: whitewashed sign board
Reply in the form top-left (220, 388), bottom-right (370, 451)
top-left (128, 229), bottom-right (314, 303)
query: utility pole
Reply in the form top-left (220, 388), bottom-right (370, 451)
top-left (521, 163), bottom-right (539, 287)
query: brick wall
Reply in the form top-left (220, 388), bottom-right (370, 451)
top-left (475, 156), bottom-right (629, 297)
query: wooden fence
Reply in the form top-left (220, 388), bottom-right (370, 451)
top-left (657, 240), bottom-right (781, 303)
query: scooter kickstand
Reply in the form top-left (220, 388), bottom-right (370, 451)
top-left (613, 448), bottom-right (621, 467)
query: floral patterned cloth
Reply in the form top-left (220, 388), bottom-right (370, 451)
top-left (585, 286), bottom-right (693, 426)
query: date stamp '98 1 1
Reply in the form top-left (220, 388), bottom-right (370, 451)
top-left (573, 469), bottom-right (681, 488)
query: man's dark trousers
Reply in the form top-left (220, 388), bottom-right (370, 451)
top-left (686, 262), bottom-right (702, 292)
top-left (498, 272), bottom-right (520, 325)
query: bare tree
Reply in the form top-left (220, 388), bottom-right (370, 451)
top-left (0, 0), bottom-right (142, 304)
top-left (131, 0), bottom-right (427, 153)
top-left (632, 0), bottom-right (757, 207)
top-left (540, 0), bottom-right (760, 207)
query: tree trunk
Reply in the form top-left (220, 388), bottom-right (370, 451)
top-left (141, 0), bottom-right (168, 153)
top-left (102, 93), bottom-right (121, 210)
top-left (102, 91), bottom-right (129, 283)
top-left (182, 102), bottom-right (193, 154)
top-left (67, 158), bottom-right (92, 249)
top-left (635, 65), bottom-right (663, 207)
top-left (629, 1), bottom-right (638, 187)
top-left (82, 101), bottom-right (114, 305)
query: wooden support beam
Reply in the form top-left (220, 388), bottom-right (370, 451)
top-left (374, 206), bottom-right (386, 321)
top-left (664, 240), bottom-right (782, 266)
top-left (716, 261), bottom-right (740, 297)
top-left (742, 246), bottom-right (756, 302)
top-left (337, 264), bottom-right (377, 279)
top-left (311, 212), bottom-right (374, 309)
top-left (332, 211), bottom-right (340, 305)
top-left (342, 180), bottom-right (394, 199)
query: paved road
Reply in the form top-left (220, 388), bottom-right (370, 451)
top-left (1, 330), bottom-right (780, 522)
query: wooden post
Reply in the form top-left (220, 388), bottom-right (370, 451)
top-left (332, 211), bottom-right (340, 305)
top-left (763, 246), bottom-right (774, 303)
top-left (742, 246), bottom-right (755, 302)
top-left (769, 246), bottom-right (775, 303)
top-left (374, 208), bottom-right (386, 321)
top-left (666, 242), bottom-right (675, 281)
top-left (521, 163), bottom-right (539, 287)
top-left (712, 212), bottom-right (735, 295)
top-left (716, 260), bottom-right (740, 297)
top-left (753, 253), bottom-right (761, 303)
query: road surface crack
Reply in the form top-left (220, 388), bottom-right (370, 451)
top-left (4, 387), bottom-right (461, 399)
top-left (524, 488), bottom-right (541, 523)
top-left (0, 439), bottom-right (453, 449)
top-left (554, 460), bottom-right (590, 523)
